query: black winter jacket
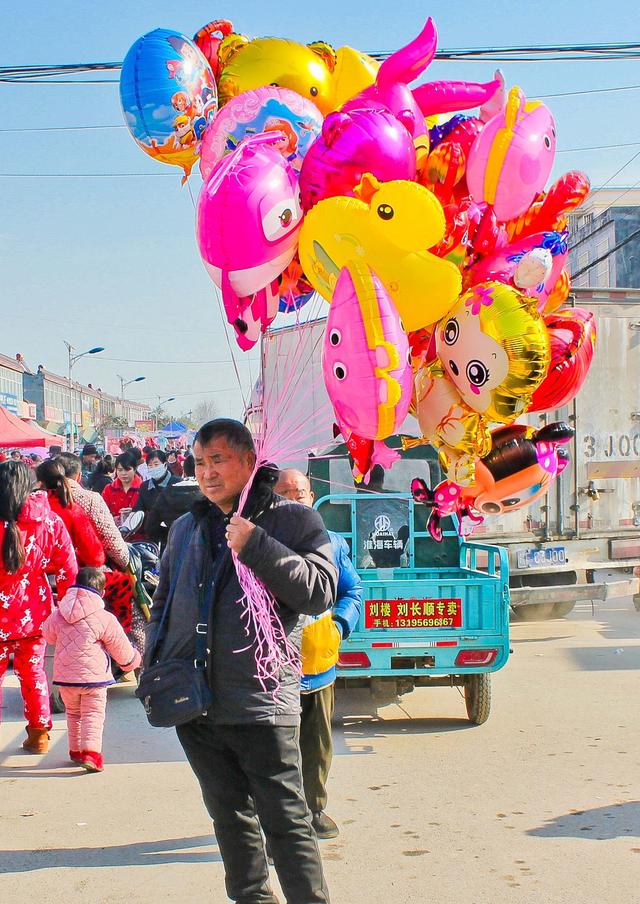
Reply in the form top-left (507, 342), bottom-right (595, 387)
top-left (145, 473), bottom-right (337, 725)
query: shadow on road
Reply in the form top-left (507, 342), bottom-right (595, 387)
top-left (510, 636), bottom-right (573, 645)
top-left (0, 834), bottom-right (221, 874)
top-left (565, 647), bottom-right (640, 671)
top-left (527, 801), bottom-right (640, 840)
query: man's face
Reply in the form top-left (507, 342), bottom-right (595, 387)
top-left (83, 454), bottom-right (97, 466)
top-left (146, 454), bottom-right (164, 470)
top-left (275, 470), bottom-right (314, 508)
top-left (11, 451), bottom-right (20, 460)
top-left (194, 436), bottom-right (255, 513)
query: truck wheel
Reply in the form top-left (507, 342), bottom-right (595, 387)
top-left (464, 674), bottom-right (491, 725)
top-left (511, 600), bottom-right (576, 620)
top-left (50, 687), bottom-right (65, 714)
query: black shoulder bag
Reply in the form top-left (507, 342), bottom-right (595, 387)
top-left (136, 521), bottom-right (214, 728)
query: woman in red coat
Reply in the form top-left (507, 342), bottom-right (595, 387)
top-left (36, 460), bottom-right (105, 568)
top-left (37, 460), bottom-right (136, 634)
top-left (0, 461), bottom-right (77, 753)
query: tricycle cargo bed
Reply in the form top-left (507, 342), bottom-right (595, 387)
top-left (314, 494), bottom-right (510, 681)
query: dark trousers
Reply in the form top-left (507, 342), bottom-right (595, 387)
top-left (176, 718), bottom-right (330, 904)
top-left (300, 684), bottom-right (334, 813)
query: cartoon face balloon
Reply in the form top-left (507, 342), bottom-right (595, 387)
top-left (120, 29), bottom-right (217, 181)
top-left (436, 282), bottom-right (550, 421)
top-left (196, 133), bottom-right (303, 350)
top-left (199, 86), bottom-right (323, 181)
top-left (299, 173), bottom-right (462, 332)
top-left (467, 86), bottom-right (556, 222)
top-left (415, 282), bottom-right (550, 484)
top-left (323, 262), bottom-right (413, 442)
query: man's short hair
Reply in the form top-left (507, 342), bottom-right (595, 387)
top-left (56, 452), bottom-right (82, 478)
top-left (147, 449), bottom-right (167, 464)
top-left (194, 419), bottom-right (255, 455)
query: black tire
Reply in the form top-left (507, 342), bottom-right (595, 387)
top-left (511, 600), bottom-right (576, 621)
top-left (50, 686), bottom-right (65, 714)
top-left (464, 673), bottom-right (491, 725)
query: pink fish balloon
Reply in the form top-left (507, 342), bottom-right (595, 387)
top-left (197, 132), bottom-right (303, 350)
top-left (323, 261), bottom-right (412, 443)
top-left (467, 86), bottom-right (556, 222)
top-left (299, 107), bottom-right (417, 212)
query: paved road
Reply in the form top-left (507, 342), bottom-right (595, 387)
top-left (1, 597), bottom-right (639, 904)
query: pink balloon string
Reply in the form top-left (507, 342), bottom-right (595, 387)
top-left (231, 298), bottom-right (334, 696)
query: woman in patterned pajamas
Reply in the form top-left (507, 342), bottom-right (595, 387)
top-left (0, 461), bottom-right (77, 752)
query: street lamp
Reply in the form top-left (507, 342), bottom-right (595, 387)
top-left (154, 396), bottom-right (176, 432)
top-left (63, 342), bottom-right (105, 451)
top-left (118, 375), bottom-right (146, 401)
top-left (117, 375), bottom-right (146, 428)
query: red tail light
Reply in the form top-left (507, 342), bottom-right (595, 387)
top-left (455, 649), bottom-right (497, 667)
top-left (338, 652), bottom-right (371, 668)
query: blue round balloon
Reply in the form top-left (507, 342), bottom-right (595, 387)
top-left (120, 28), bottom-right (217, 178)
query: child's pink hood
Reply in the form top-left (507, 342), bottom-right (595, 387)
top-left (58, 586), bottom-right (104, 624)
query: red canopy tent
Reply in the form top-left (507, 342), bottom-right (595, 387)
top-left (0, 405), bottom-right (61, 449)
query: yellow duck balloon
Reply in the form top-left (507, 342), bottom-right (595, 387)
top-left (217, 35), bottom-right (378, 114)
top-left (298, 173), bottom-right (463, 331)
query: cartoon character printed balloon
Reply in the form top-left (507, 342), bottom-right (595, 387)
top-left (411, 421), bottom-right (574, 540)
top-left (120, 28), bottom-right (217, 181)
top-left (466, 86), bottom-right (556, 222)
top-left (299, 173), bottom-right (462, 332)
top-left (323, 261), bottom-right (412, 482)
top-left (299, 107), bottom-right (417, 211)
top-left (199, 86), bottom-right (323, 182)
top-left (414, 281), bottom-right (550, 484)
top-left (197, 133), bottom-right (303, 350)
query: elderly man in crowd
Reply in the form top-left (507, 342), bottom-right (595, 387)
top-left (275, 469), bottom-right (363, 841)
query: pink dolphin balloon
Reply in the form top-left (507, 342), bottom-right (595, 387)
top-left (299, 107), bottom-right (416, 212)
top-left (342, 18), bottom-right (501, 138)
top-left (323, 261), bottom-right (412, 443)
top-left (197, 132), bottom-right (303, 350)
top-left (467, 86), bottom-right (557, 222)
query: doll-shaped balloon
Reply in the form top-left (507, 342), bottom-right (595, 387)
top-left (414, 281), bottom-right (550, 485)
top-left (411, 421), bottom-right (574, 540)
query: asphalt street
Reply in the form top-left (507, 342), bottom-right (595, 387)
top-left (1, 597), bottom-right (639, 904)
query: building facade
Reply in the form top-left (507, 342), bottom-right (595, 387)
top-left (568, 188), bottom-right (640, 289)
top-left (8, 360), bottom-right (151, 445)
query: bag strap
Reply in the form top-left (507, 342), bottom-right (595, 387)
top-left (194, 544), bottom-right (231, 668)
top-left (148, 518), bottom-right (197, 664)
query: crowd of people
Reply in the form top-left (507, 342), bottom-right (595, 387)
top-left (1, 421), bottom-right (363, 904)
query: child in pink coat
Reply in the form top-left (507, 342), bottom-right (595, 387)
top-left (42, 567), bottom-right (141, 772)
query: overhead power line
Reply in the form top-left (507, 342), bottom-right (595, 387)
top-left (2, 41), bottom-right (640, 84)
top-left (570, 225), bottom-right (640, 280)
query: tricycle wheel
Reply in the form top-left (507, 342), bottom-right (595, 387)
top-left (50, 686), bottom-right (65, 714)
top-left (464, 673), bottom-right (491, 725)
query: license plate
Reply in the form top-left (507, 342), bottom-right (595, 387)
top-left (365, 598), bottom-right (462, 629)
top-left (516, 546), bottom-right (567, 569)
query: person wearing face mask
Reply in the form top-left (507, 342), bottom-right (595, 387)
top-left (133, 450), bottom-right (180, 538)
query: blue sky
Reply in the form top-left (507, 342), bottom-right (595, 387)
top-left (1, 0), bottom-right (638, 419)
